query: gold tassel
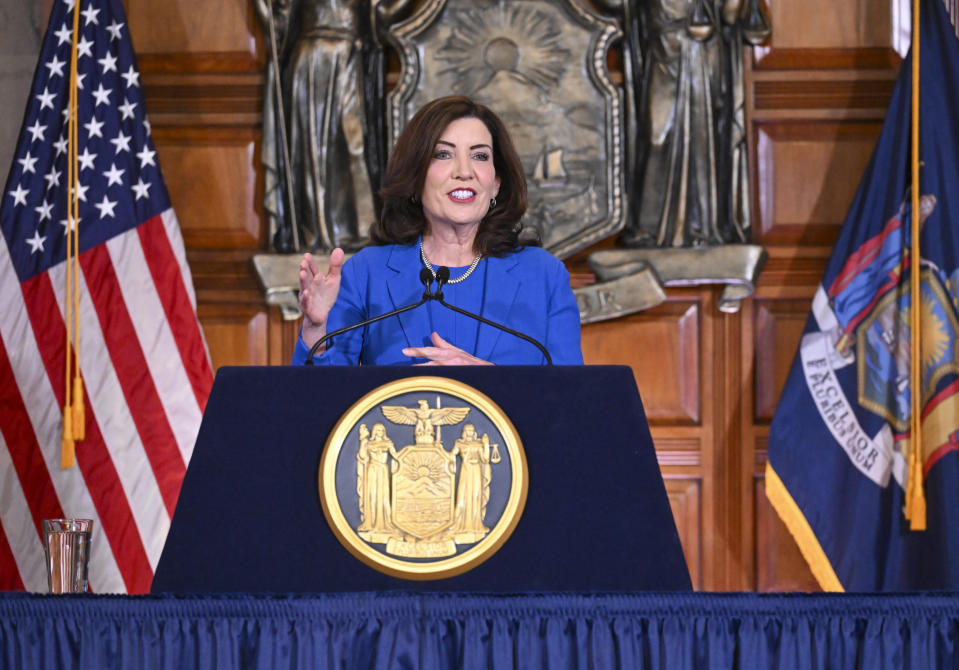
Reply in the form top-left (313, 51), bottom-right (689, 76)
top-left (905, 439), bottom-right (927, 529)
top-left (71, 375), bottom-right (85, 442)
top-left (61, 406), bottom-right (75, 469)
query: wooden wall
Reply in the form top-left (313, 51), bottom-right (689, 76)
top-left (132, 0), bottom-right (905, 591)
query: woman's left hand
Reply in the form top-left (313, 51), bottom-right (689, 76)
top-left (402, 332), bottom-right (494, 366)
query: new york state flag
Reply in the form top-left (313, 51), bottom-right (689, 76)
top-left (766, 0), bottom-right (959, 591)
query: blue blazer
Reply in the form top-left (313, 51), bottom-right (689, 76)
top-left (292, 242), bottom-right (583, 365)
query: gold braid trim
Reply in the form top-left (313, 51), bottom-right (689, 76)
top-left (764, 462), bottom-right (844, 592)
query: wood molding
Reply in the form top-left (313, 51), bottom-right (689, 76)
top-left (138, 52), bottom-right (263, 74)
top-left (754, 79), bottom-right (896, 110)
top-left (752, 47), bottom-right (902, 70)
top-left (187, 249), bottom-right (266, 306)
top-left (756, 257), bottom-right (827, 288)
top-left (652, 436), bottom-right (702, 468)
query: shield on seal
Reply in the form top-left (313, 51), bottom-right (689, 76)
top-left (391, 444), bottom-right (456, 538)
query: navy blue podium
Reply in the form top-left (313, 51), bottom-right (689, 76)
top-left (151, 365), bottom-right (691, 592)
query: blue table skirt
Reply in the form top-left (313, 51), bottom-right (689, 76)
top-left (2, 591), bottom-right (958, 669)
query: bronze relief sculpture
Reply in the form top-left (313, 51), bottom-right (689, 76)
top-left (253, 0), bottom-right (772, 318)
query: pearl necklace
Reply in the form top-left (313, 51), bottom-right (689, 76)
top-left (419, 239), bottom-right (482, 284)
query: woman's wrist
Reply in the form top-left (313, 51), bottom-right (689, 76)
top-left (300, 317), bottom-right (327, 351)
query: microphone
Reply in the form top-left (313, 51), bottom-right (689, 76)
top-left (432, 265), bottom-right (553, 365)
top-left (305, 268), bottom-right (436, 364)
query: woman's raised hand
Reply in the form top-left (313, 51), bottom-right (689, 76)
top-left (298, 248), bottom-right (345, 349)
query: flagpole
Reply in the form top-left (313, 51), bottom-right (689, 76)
top-left (906, 0), bottom-right (926, 530)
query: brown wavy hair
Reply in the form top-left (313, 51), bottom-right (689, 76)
top-left (370, 95), bottom-right (535, 256)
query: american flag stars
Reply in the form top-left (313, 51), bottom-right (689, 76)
top-left (98, 52), bottom-right (118, 73)
top-left (44, 168), bottom-right (61, 190)
top-left (27, 121), bottom-right (47, 143)
top-left (1, 0), bottom-right (164, 282)
top-left (8, 184), bottom-right (29, 207)
top-left (103, 163), bottom-right (124, 187)
top-left (137, 146), bottom-right (156, 168)
top-left (120, 65), bottom-right (138, 87)
top-left (131, 177), bottom-right (150, 201)
top-left (54, 24), bottom-right (72, 46)
top-left (93, 194), bottom-right (117, 219)
top-left (81, 5), bottom-right (100, 26)
top-left (26, 229), bottom-right (46, 253)
top-left (36, 88), bottom-right (56, 111)
top-left (35, 200), bottom-right (54, 222)
top-left (77, 36), bottom-right (94, 58)
top-left (110, 130), bottom-right (131, 154)
top-left (118, 99), bottom-right (137, 120)
top-left (17, 152), bottom-right (38, 174)
top-left (46, 55), bottom-right (66, 78)
top-left (106, 20), bottom-right (124, 42)
top-left (78, 147), bottom-right (97, 170)
top-left (92, 83), bottom-right (112, 107)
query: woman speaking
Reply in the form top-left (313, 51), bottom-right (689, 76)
top-left (291, 96), bottom-right (583, 365)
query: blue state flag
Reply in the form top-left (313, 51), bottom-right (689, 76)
top-left (766, 0), bottom-right (959, 591)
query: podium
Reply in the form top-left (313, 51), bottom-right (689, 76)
top-left (151, 366), bottom-right (691, 592)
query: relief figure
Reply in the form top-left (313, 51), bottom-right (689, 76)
top-left (255, 0), bottom-right (412, 252)
top-left (608, 0), bottom-right (769, 248)
top-left (356, 422), bottom-right (398, 542)
top-left (449, 424), bottom-right (501, 544)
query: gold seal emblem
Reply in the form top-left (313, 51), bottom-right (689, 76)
top-left (319, 377), bottom-right (528, 579)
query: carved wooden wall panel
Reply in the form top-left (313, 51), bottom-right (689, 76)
top-left (752, 0), bottom-right (907, 69)
top-left (128, 0), bottom-right (257, 57)
top-left (768, 0), bottom-right (897, 49)
top-left (663, 477), bottom-right (702, 590)
top-left (154, 129), bottom-right (263, 248)
top-left (582, 302), bottom-right (700, 424)
top-left (198, 305), bottom-right (268, 369)
top-left (754, 122), bottom-right (883, 245)
top-left (753, 299), bottom-right (815, 422)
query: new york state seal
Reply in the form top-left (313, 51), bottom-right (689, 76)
top-left (319, 377), bottom-right (528, 579)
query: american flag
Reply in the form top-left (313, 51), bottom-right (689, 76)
top-left (0, 0), bottom-right (213, 592)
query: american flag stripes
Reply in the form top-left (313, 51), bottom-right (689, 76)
top-left (0, 0), bottom-right (212, 592)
